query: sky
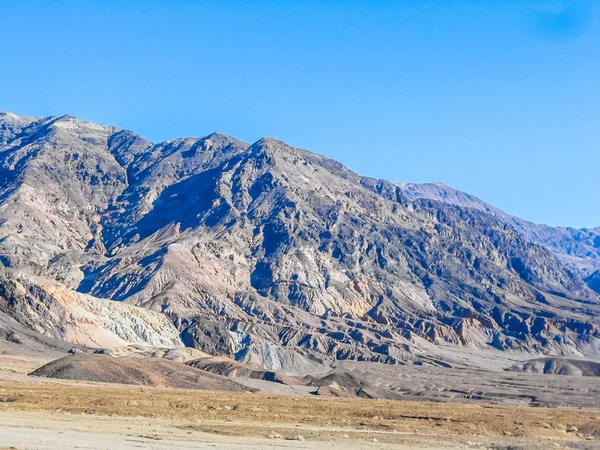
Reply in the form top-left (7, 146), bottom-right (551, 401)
top-left (0, 0), bottom-right (598, 228)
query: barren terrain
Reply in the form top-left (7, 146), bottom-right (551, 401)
top-left (1, 354), bottom-right (600, 449)
top-left (1, 112), bottom-right (600, 449)
top-left (2, 112), bottom-right (599, 375)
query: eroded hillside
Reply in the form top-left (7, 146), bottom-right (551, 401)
top-left (1, 112), bottom-right (599, 373)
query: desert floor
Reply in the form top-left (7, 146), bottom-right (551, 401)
top-left (0, 354), bottom-right (599, 449)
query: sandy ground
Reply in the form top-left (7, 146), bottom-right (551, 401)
top-left (0, 410), bottom-right (466, 449)
top-left (1, 379), bottom-right (600, 449)
top-left (1, 354), bottom-right (600, 449)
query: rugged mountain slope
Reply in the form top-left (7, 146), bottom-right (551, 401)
top-left (0, 307), bottom-right (78, 358)
top-left (0, 275), bottom-right (183, 349)
top-left (398, 182), bottom-right (600, 280)
top-left (0, 114), bottom-right (186, 349)
top-left (1, 112), bottom-right (599, 374)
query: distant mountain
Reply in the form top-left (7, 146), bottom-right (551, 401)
top-left (397, 182), bottom-right (600, 291)
top-left (0, 112), bottom-right (598, 374)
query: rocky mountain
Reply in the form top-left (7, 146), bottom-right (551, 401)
top-left (0, 112), bottom-right (599, 374)
top-left (398, 183), bottom-right (600, 291)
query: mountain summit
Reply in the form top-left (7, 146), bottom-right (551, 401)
top-left (1, 112), bottom-right (598, 373)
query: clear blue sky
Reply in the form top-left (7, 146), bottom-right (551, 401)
top-left (1, 1), bottom-right (598, 228)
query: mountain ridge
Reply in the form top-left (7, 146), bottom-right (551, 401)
top-left (0, 112), bottom-right (598, 374)
top-left (397, 182), bottom-right (600, 291)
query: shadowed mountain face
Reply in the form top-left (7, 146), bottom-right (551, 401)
top-left (0, 112), bottom-right (599, 373)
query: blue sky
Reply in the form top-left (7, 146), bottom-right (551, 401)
top-left (1, 0), bottom-right (598, 227)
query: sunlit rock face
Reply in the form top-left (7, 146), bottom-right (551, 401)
top-left (0, 112), bottom-right (598, 374)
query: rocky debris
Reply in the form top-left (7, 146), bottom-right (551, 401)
top-left (29, 354), bottom-right (254, 392)
top-left (0, 112), bottom-right (599, 374)
top-left (505, 357), bottom-right (600, 376)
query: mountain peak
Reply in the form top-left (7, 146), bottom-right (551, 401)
top-left (205, 131), bottom-right (235, 140)
top-left (247, 137), bottom-right (299, 159)
top-left (0, 111), bottom-right (19, 119)
top-left (252, 136), bottom-right (291, 147)
top-left (0, 111), bottom-right (39, 126)
top-left (0, 111), bottom-right (43, 145)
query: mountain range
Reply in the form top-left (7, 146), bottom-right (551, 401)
top-left (0, 111), bottom-right (598, 374)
